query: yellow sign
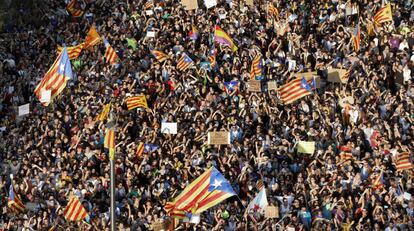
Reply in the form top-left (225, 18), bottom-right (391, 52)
top-left (297, 141), bottom-right (315, 154)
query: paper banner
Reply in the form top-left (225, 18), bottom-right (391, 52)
top-left (267, 81), bottom-right (277, 91)
top-left (161, 122), bottom-right (177, 134)
top-left (248, 80), bottom-right (261, 92)
top-left (208, 131), bottom-right (230, 145)
top-left (265, 206), bottom-right (279, 218)
top-left (40, 90), bottom-right (51, 104)
top-left (181, 0), bottom-right (198, 10)
top-left (297, 141), bottom-right (315, 154)
top-left (327, 68), bottom-right (348, 83)
top-left (204, 0), bottom-right (217, 8)
top-left (18, 103), bottom-right (30, 116)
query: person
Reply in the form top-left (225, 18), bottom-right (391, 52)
top-left (0, 0), bottom-right (413, 230)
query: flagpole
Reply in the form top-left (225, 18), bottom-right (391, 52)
top-left (110, 157), bottom-right (116, 231)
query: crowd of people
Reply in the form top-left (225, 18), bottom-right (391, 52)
top-left (0, 0), bottom-right (414, 230)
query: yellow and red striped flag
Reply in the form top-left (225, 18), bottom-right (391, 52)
top-left (95, 103), bottom-right (111, 121)
top-left (352, 21), bottom-right (361, 52)
top-left (144, 1), bottom-right (154, 9)
top-left (164, 167), bottom-right (236, 219)
top-left (8, 183), bottom-right (25, 213)
top-left (103, 38), bottom-right (118, 65)
top-left (136, 142), bottom-right (144, 158)
top-left (34, 47), bottom-right (73, 106)
top-left (176, 53), bottom-right (194, 71)
top-left (104, 129), bottom-right (115, 160)
top-left (84, 26), bottom-right (101, 49)
top-left (278, 77), bottom-right (315, 104)
top-left (250, 54), bottom-right (263, 80)
top-left (396, 152), bottom-right (413, 171)
top-left (370, 170), bottom-right (384, 191)
top-left (66, 0), bottom-right (84, 18)
top-left (151, 50), bottom-right (169, 62)
top-left (267, 3), bottom-right (279, 18)
top-left (63, 195), bottom-right (88, 221)
top-left (126, 95), bottom-right (148, 110)
top-left (57, 43), bottom-right (85, 60)
top-left (374, 4), bottom-right (392, 25)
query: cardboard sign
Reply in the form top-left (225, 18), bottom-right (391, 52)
top-left (208, 132), bottom-right (230, 145)
top-left (40, 90), bottom-right (52, 104)
top-left (248, 80), bottom-right (261, 92)
top-left (18, 104), bottom-right (30, 116)
top-left (245, 0), bottom-right (254, 6)
top-left (181, 0), bottom-right (198, 10)
top-left (147, 31), bottom-right (156, 38)
top-left (152, 221), bottom-right (167, 231)
top-left (267, 81), bottom-right (277, 91)
top-left (327, 68), bottom-right (348, 83)
top-left (204, 0), bottom-right (217, 9)
top-left (265, 206), bottom-right (279, 218)
top-left (297, 141), bottom-right (315, 154)
top-left (161, 122), bottom-right (177, 134)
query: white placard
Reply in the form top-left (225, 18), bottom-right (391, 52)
top-left (147, 31), bottom-right (156, 38)
top-left (18, 103), bottom-right (30, 116)
top-left (145, 10), bottom-right (154, 15)
top-left (183, 214), bottom-right (200, 224)
top-left (404, 192), bottom-right (412, 201)
top-left (204, 0), bottom-right (217, 9)
top-left (40, 90), bottom-right (51, 104)
top-left (8, 86), bottom-right (14, 94)
top-left (161, 122), bottom-right (177, 134)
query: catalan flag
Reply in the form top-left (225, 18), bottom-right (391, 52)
top-left (223, 81), bottom-right (239, 94)
top-left (66, 0), bottom-right (84, 18)
top-left (151, 50), bottom-right (169, 62)
top-left (352, 21), bottom-right (360, 52)
top-left (339, 145), bottom-right (354, 161)
top-left (126, 95), bottom-right (148, 110)
top-left (104, 129), bottom-right (115, 160)
top-left (370, 170), bottom-right (384, 191)
top-left (250, 54), bottom-right (263, 80)
top-left (267, 3), bottom-right (279, 18)
top-left (208, 45), bottom-right (217, 68)
top-left (374, 4), bottom-right (392, 25)
top-left (176, 53), bottom-right (194, 71)
top-left (136, 142), bottom-right (145, 158)
top-left (8, 183), bottom-right (25, 213)
top-left (34, 47), bottom-right (73, 106)
top-left (102, 38), bottom-right (118, 65)
top-left (63, 195), bottom-right (89, 221)
top-left (144, 1), bottom-right (154, 9)
top-left (164, 167), bottom-right (236, 219)
top-left (84, 26), bottom-right (101, 49)
top-left (188, 25), bottom-right (199, 40)
top-left (95, 103), bottom-right (111, 121)
top-left (57, 43), bottom-right (85, 60)
top-left (279, 76), bottom-right (315, 104)
top-left (214, 25), bottom-right (238, 52)
top-left (395, 152), bottom-right (413, 171)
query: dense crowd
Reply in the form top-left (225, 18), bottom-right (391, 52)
top-left (0, 0), bottom-right (414, 230)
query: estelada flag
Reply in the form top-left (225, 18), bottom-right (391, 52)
top-left (374, 4), bottom-right (392, 25)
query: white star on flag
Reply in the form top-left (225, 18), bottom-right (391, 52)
top-left (212, 179), bottom-right (223, 189)
top-left (60, 64), bottom-right (65, 72)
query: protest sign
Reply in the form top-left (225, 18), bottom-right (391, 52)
top-left (147, 31), bottom-right (156, 38)
top-left (152, 221), bottom-right (167, 231)
top-left (327, 68), bottom-right (348, 83)
top-left (265, 206), bottom-right (279, 218)
top-left (161, 122), bottom-right (177, 134)
top-left (145, 10), bottom-right (154, 15)
top-left (181, 0), bottom-right (198, 10)
top-left (245, 0), bottom-right (254, 6)
top-left (208, 132), bottom-right (230, 145)
top-left (18, 104), bottom-right (30, 116)
top-left (297, 141), bottom-right (315, 154)
top-left (204, 0), bottom-right (217, 8)
top-left (40, 90), bottom-right (51, 104)
top-left (267, 81), bottom-right (277, 91)
top-left (248, 80), bottom-right (261, 92)
top-left (183, 214), bottom-right (200, 224)
top-left (339, 96), bottom-right (355, 108)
